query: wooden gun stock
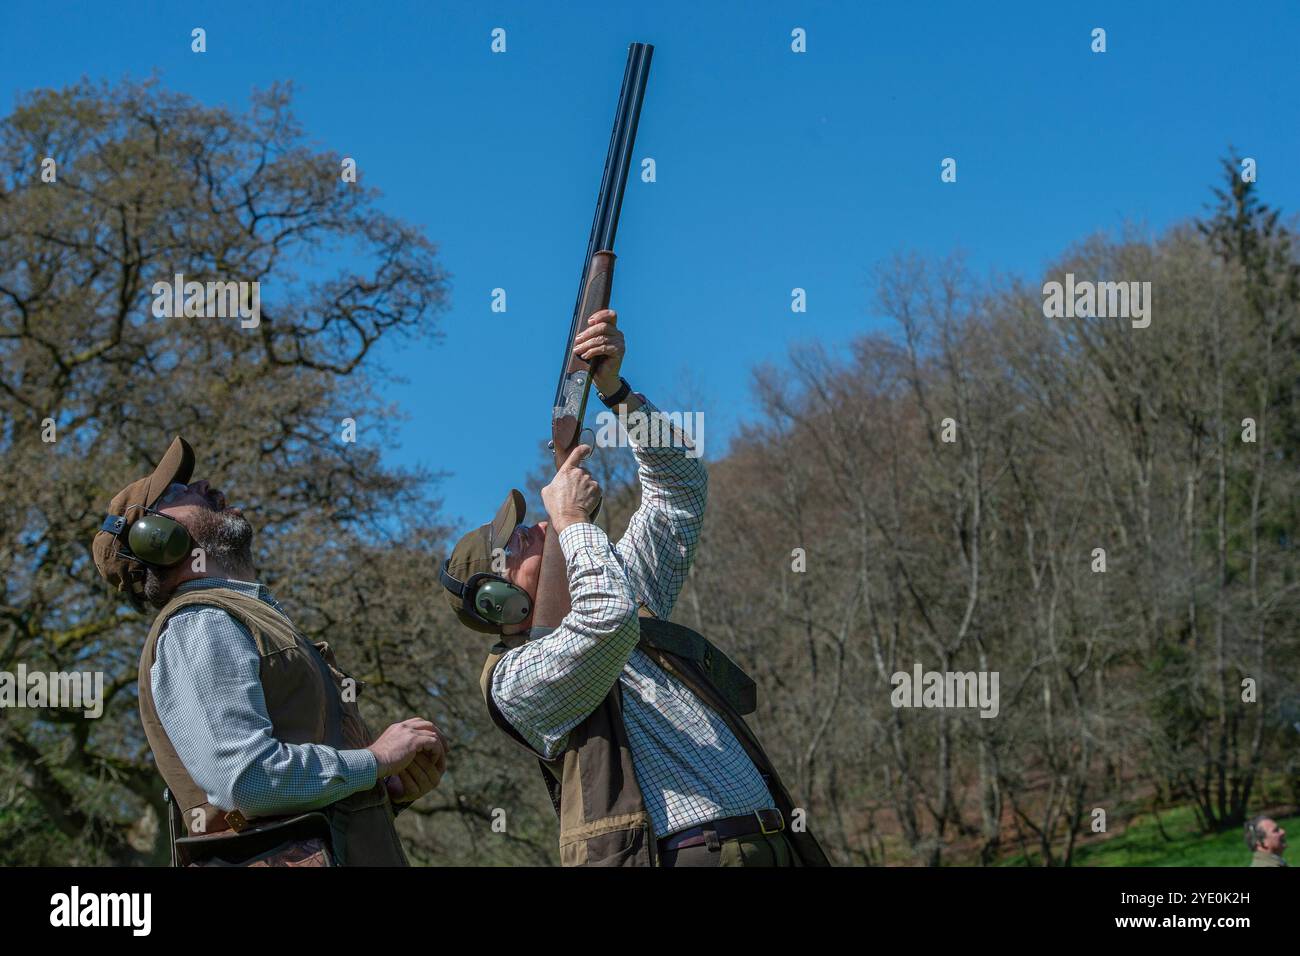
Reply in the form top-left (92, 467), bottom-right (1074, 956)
top-left (532, 526), bottom-right (570, 632)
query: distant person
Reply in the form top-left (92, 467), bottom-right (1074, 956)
top-left (1246, 816), bottom-right (1288, 867)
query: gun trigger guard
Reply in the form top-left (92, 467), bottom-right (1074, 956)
top-left (578, 427), bottom-right (597, 460)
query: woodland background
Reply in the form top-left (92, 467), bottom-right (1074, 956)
top-left (0, 81), bottom-right (1295, 865)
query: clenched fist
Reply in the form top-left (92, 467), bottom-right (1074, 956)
top-left (367, 717), bottom-right (444, 778)
top-left (542, 444), bottom-right (601, 534)
top-left (385, 743), bottom-right (447, 805)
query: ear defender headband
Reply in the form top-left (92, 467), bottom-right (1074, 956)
top-left (439, 560), bottom-right (532, 629)
top-left (100, 505), bottom-right (194, 569)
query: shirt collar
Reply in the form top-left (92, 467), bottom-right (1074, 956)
top-left (175, 577), bottom-right (278, 607)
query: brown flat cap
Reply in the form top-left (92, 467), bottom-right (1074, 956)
top-left (92, 436), bottom-right (195, 601)
top-left (441, 489), bottom-right (525, 634)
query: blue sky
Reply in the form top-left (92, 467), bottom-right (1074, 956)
top-left (3, 1), bottom-right (1297, 531)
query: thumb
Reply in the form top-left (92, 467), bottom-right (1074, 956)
top-left (561, 443), bottom-right (591, 471)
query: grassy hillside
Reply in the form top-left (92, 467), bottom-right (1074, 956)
top-left (999, 805), bottom-right (1297, 867)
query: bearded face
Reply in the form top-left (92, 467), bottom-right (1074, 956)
top-left (141, 480), bottom-right (257, 606)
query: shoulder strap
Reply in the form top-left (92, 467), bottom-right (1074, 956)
top-left (635, 616), bottom-right (757, 716)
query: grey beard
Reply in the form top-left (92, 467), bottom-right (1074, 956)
top-left (189, 508), bottom-right (255, 577)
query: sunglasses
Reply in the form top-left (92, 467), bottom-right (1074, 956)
top-left (155, 482), bottom-right (193, 508)
top-left (503, 524), bottom-right (534, 561)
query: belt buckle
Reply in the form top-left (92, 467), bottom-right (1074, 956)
top-left (756, 809), bottom-right (782, 836)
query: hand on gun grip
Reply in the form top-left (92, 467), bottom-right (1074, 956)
top-left (542, 444), bottom-right (601, 534)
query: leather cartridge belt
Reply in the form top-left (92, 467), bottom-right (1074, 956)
top-left (659, 809), bottom-right (784, 852)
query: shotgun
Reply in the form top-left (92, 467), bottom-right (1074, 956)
top-left (531, 42), bottom-right (653, 634)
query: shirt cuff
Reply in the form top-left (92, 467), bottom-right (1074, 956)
top-left (338, 748), bottom-right (380, 789)
top-left (619, 400), bottom-right (701, 459)
top-left (557, 521), bottom-right (607, 561)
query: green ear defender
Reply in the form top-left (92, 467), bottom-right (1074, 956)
top-left (473, 577), bottom-right (532, 626)
top-left (127, 513), bottom-right (194, 567)
top-left (439, 560), bottom-right (532, 629)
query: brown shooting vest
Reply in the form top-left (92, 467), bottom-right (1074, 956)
top-left (138, 587), bottom-right (408, 866)
top-left (480, 612), bottom-right (830, 867)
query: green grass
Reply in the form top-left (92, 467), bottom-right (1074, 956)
top-left (998, 804), bottom-right (1297, 867)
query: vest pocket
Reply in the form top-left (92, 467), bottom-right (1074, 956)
top-left (583, 823), bottom-right (650, 867)
top-left (313, 641), bottom-right (373, 749)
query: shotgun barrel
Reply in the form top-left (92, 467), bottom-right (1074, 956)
top-left (549, 41), bottom-right (653, 458)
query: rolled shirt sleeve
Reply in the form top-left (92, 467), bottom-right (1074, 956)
top-left (151, 605), bottom-right (379, 819)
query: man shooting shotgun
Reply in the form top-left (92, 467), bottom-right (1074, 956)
top-left (439, 43), bottom-right (828, 867)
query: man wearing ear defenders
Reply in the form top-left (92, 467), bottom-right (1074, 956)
top-left (441, 309), bottom-right (828, 867)
top-left (93, 437), bottom-right (446, 866)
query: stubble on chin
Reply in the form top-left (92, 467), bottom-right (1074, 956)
top-left (190, 508), bottom-right (256, 577)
